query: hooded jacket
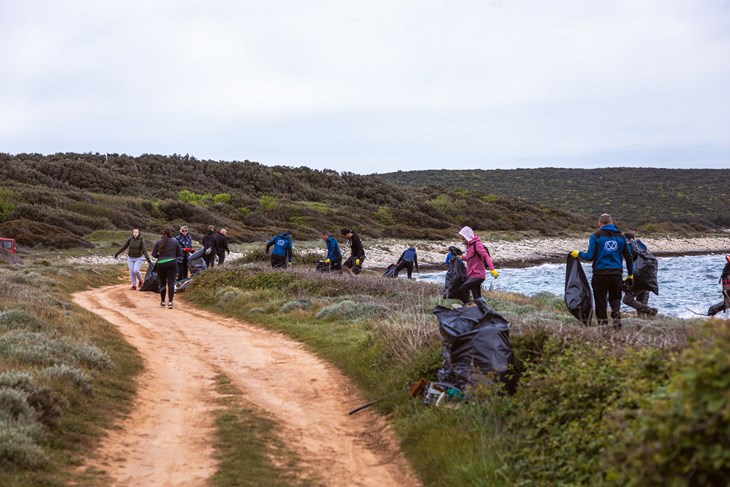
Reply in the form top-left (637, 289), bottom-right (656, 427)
top-left (266, 233), bottom-right (293, 261)
top-left (578, 224), bottom-right (634, 275)
top-left (347, 232), bottom-right (365, 259)
top-left (324, 236), bottom-right (341, 261)
top-left (459, 227), bottom-right (494, 279)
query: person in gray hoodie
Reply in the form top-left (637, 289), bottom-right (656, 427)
top-left (114, 227), bottom-right (151, 290)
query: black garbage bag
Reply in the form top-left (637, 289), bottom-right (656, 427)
top-left (433, 299), bottom-right (515, 392)
top-left (632, 250), bottom-right (659, 295)
top-left (443, 257), bottom-right (468, 301)
top-left (315, 260), bottom-right (330, 272)
top-left (383, 264), bottom-right (398, 278)
top-left (352, 264), bottom-right (362, 275)
top-left (139, 263), bottom-right (159, 293)
top-left (188, 247), bottom-right (207, 275)
top-left (565, 255), bottom-right (593, 325)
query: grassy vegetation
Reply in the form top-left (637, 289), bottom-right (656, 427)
top-left (0, 260), bottom-right (143, 486)
top-left (381, 168), bottom-right (730, 230)
top-left (211, 374), bottom-right (317, 487)
top-left (184, 262), bottom-right (729, 486)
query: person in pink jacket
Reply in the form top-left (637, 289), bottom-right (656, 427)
top-left (457, 226), bottom-right (499, 303)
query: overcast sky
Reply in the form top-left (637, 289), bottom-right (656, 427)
top-left (1, 0), bottom-right (728, 173)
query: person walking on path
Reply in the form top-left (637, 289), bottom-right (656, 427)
top-left (266, 230), bottom-right (293, 268)
top-left (175, 226), bottom-right (194, 280)
top-left (215, 228), bottom-right (230, 266)
top-left (394, 245), bottom-right (420, 279)
top-left (202, 225), bottom-right (218, 269)
top-left (152, 227), bottom-right (183, 309)
top-left (457, 226), bottom-right (498, 303)
top-left (321, 231), bottom-right (342, 272)
top-left (707, 255), bottom-right (730, 316)
top-left (570, 213), bottom-right (633, 329)
top-left (114, 227), bottom-right (152, 290)
top-left (340, 228), bottom-right (365, 274)
top-left (622, 232), bottom-right (658, 318)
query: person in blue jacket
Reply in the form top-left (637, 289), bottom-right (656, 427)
top-left (265, 230), bottom-right (293, 268)
top-left (394, 245), bottom-right (419, 279)
top-left (320, 230), bottom-right (342, 272)
top-left (570, 213), bottom-right (633, 330)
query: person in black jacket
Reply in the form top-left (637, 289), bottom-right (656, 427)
top-left (707, 255), bottom-right (730, 316)
top-left (152, 227), bottom-right (183, 309)
top-left (202, 225), bottom-right (218, 268)
top-left (215, 228), bottom-right (230, 265)
top-left (394, 245), bottom-right (419, 279)
top-left (340, 228), bottom-right (365, 274)
top-left (622, 232), bottom-right (657, 317)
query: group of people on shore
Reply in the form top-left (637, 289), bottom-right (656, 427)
top-left (114, 214), bottom-right (728, 321)
top-left (114, 225), bottom-right (230, 307)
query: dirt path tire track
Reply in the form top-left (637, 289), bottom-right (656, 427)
top-left (73, 285), bottom-right (419, 487)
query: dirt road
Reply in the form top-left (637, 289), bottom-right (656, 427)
top-left (73, 285), bottom-right (418, 487)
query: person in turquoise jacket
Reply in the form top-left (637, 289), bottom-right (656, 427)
top-left (320, 231), bottom-right (342, 272)
top-left (570, 213), bottom-right (633, 330)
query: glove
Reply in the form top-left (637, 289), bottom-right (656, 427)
top-left (325, 258), bottom-right (330, 264)
top-left (570, 250), bottom-right (579, 259)
top-left (184, 247), bottom-right (191, 252)
top-left (355, 258), bottom-right (360, 266)
top-left (490, 269), bottom-right (499, 278)
top-left (624, 275), bottom-right (634, 286)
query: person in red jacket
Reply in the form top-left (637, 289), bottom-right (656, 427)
top-left (457, 226), bottom-right (498, 303)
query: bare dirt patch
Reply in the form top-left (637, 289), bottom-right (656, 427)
top-left (73, 285), bottom-right (418, 487)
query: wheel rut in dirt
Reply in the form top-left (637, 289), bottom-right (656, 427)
top-left (73, 285), bottom-right (418, 487)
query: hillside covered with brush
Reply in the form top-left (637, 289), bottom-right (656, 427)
top-left (0, 153), bottom-right (586, 248)
top-left (380, 168), bottom-right (730, 229)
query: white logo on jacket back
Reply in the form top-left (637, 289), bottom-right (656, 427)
top-left (604, 241), bottom-right (618, 251)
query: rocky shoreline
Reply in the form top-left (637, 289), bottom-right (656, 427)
top-left (62, 235), bottom-right (730, 270)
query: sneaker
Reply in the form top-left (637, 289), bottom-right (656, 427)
top-left (131, 285), bottom-right (137, 290)
top-left (168, 302), bottom-right (173, 309)
top-left (160, 301), bottom-right (165, 308)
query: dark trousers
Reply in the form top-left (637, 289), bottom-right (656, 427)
top-left (157, 260), bottom-right (178, 303)
top-left (329, 257), bottom-right (342, 272)
top-left (205, 252), bottom-right (216, 268)
top-left (344, 255), bottom-right (365, 269)
top-left (271, 255), bottom-right (287, 268)
top-left (217, 253), bottom-right (226, 266)
top-left (458, 277), bottom-right (485, 303)
top-left (177, 254), bottom-right (188, 280)
top-left (622, 289), bottom-right (650, 313)
top-left (394, 260), bottom-right (414, 279)
top-left (592, 273), bottom-right (622, 326)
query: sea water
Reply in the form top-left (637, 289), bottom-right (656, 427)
top-left (416, 254), bottom-right (729, 319)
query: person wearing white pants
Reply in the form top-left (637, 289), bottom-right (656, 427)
top-left (114, 228), bottom-right (152, 290)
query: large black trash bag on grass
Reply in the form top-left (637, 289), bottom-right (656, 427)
top-left (433, 299), bottom-right (515, 392)
top-left (443, 255), bottom-right (468, 302)
top-left (633, 249), bottom-right (659, 295)
top-left (188, 247), bottom-right (207, 275)
top-left (564, 256), bottom-right (593, 325)
top-left (139, 263), bottom-right (159, 293)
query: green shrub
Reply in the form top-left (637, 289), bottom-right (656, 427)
top-left (0, 311), bottom-right (45, 332)
top-left (0, 330), bottom-right (112, 369)
top-left (280, 300), bottom-right (311, 312)
top-left (315, 300), bottom-right (389, 322)
top-left (0, 418), bottom-right (48, 469)
top-left (179, 189), bottom-right (212, 206)
top-left (373, 206), bottom-right (395, 225)
top-left (259, 195), bottom-right (278, 210)
top-left (213, 193), bottom-right (232, 204)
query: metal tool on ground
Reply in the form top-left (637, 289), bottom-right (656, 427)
top-left (348, 378), bottom-right (430, 415)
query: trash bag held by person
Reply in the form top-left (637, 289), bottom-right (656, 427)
top-left (340, 229), bottom-right (365, 274)
top-left (621, 232), bottom-right (658, 318)
top-left (570, 214), bottom-right (633, 330)
top-left (565, 254), bottom-right (594, 325)
top-left (266, 230), bottom-right (293, 268)
top-left (443, 246), bottom-right (468, 302)
top-left (320, 231), bottom-right (342, 272)
top-left (707, 255), bottom-right (730, 316)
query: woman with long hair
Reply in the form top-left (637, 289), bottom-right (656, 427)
top-left (151, 227), bottom-right (183, 308)
top-left (114, 227), bottom-right (151, 290)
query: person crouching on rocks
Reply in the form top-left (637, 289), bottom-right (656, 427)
top-left (152, 227), bottom-right (183, 309)
top-left (457, 226), bottom-right (498, 303)
top-left (114, 227), bottom-right (151, 290)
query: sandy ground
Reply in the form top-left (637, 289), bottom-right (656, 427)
top-left (73, 286), bottom-right (419, 487)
